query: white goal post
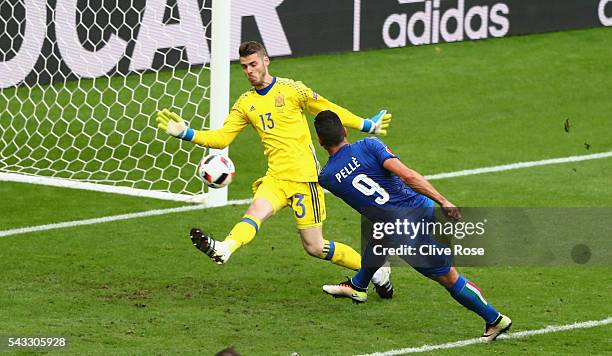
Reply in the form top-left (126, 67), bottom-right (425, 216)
top-left (0, 0), bottom-right (231, 206)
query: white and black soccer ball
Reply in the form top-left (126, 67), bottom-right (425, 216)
top-left (197, 154), bottom-right (235, 189)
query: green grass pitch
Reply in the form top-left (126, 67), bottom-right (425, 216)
top-left (1, 27), bottom-right (611, 355)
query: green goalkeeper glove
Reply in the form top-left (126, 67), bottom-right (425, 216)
top-left (156, 109), bottom-right (195, 141)
top-left (361, 110), bottom-right (392, 136)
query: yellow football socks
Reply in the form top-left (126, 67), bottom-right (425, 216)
top-left (225, 214), bottom-right (261, 253)
top-left (320, 239), bottom-right (361, 271)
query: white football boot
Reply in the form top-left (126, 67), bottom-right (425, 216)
top-left (322, 279), bottom-right (368, 304)
top-left (371, 262), bottom-right (394, 299)
top-left (481, 314), bottom-right (512, 341)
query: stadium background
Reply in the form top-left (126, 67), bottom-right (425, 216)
top-left (1, 0), bottom-right (611, 354)
top-left (2, 0), bottom-right (611, 86)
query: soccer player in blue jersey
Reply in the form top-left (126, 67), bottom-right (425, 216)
top-left (313, 110), bottom-right (511, 341)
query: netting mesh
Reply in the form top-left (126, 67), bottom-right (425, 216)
top-left (0, 0), bottom-right (214, 195)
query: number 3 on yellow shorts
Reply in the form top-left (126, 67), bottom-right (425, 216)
top-left (252, 176), bottom-right (326, 229)
top-left (291, 182), bottom-right (325, 229)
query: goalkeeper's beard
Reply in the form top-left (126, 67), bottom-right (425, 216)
top-left (249, 71), bottom-right (271, 89)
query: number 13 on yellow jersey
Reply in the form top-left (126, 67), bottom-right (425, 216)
top-left (259, 112), bottom-right (274, 130)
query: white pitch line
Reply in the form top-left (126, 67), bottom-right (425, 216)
top-left (0, 198), bottom-right (251, 238)
top-left (2, 151), bottom-right (611, 238)
top-left (356, 316), bottom-right (612, 356)
top-left (424, 151), bottom-right (612, 181)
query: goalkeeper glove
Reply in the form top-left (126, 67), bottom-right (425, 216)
top-left (361, 110), bottom-right (392, 136)
top-left (156, 109), bottom-right (195, 141)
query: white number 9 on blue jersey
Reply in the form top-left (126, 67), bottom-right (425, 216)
top-left (352, 174), bottom-right (389, 205)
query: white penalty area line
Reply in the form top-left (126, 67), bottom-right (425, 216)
top-left (356, 316), bottom-right (612, 356)
top-left (424, 151), bottom-right (612, 181)
top-left (1, 151), bottom-right (611, 238)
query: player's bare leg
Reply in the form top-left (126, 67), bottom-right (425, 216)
top-left (299, 226), bottom-right (360, 270)
top-left (300, 227), bottom-right (393, 298)
top-left (190, 198), bottom-right (274, 264)
top-left (298, 226), bottom-right (324, 258)
top-left (433, 267), bottom-right (512, 341)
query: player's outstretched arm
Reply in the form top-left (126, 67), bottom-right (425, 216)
top-left (300, 82), bottom-right (391, 135)
top-left (383, 158), bottom-right (461, 220)
top-left (309, 98), bottom-right (392, 135)
top-left (156, 108), bottom-right (247, 149)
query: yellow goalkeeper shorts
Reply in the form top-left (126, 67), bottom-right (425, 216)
top-left (252, 175), bottom-right (326, 229)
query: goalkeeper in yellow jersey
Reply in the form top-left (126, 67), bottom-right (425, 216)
top-left (156, 41), bottom-right (393, 297)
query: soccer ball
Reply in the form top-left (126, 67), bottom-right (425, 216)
top-left (197, 154), bottom-right (235, 188)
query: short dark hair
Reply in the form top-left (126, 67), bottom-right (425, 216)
top-left (314, 110), bottom-right (345, 148)
top-left (238, 41), bottom-right (268, 58)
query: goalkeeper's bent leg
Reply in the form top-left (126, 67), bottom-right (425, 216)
top-left (299, 227), bottom-right (361, 271)
top-left (224, 198), bottom-right (274, 253)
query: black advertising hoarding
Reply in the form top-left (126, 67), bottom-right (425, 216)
top-left (0, 0), bottom-right (212, 88)
top-left (0, 0), bottom-right (611, 88)
top-left (359, 0), bottom-right (612, 50)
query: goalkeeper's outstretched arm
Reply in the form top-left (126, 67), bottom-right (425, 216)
top-left (301, 86), bottom-right (392, 136)
top-left (156, 109), bottom-right (248, 149)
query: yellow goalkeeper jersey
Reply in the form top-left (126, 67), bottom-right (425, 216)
top-left (193, 77), bottom-right (364, 182)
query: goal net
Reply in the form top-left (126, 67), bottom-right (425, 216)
top-left (0, 0), bottom-right (230, 205)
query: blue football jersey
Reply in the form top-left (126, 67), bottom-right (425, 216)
top-left (319, 138), bottom-right (432, 220)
